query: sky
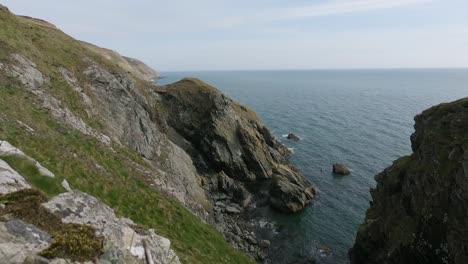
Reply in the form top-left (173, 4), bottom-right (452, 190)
top-left (1, 0), bottom-right (468, 71)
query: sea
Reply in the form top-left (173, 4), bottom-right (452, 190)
top-left (158, 69), bottom-right (468, 264)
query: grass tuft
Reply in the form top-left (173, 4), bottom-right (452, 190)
top-left (0, 189), bottom-right (103, 261)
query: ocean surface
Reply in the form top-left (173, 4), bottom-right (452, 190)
top-left (158, 69), bottom-right (468, 264)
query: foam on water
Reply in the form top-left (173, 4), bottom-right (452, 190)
top-left (159, 69), bottom-right (468, 264)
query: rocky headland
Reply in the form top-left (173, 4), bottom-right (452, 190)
top-left (0, 4), bottom-right (313, 263)
top-left (350, 98), bottom-right (468, 264)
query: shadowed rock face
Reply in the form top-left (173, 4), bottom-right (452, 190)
top-left (350, 98), bottom-right (468, 264)
top-left (155, 78), bottom-right (315, 213)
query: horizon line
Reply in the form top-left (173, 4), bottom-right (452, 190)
top-left (159, 66), bottom-right (468, 73)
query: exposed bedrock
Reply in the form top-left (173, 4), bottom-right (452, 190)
top-left (155, 78), bottom-right (316, 213)
top-left (350, 98), bottom-right (468, 264)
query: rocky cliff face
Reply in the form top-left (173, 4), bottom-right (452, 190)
top-left (0, 4), bottom-right (313, 263)
top-left (155, 78), bottom-right (315, 213)
top-left (350, 98), bottom-right (468, 264)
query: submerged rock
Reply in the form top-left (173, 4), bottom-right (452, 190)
top-left (287, 133), bottom-right (301, 141)
top-left (332, 163), bottom-right (351, 175)
top-left (350, 97), bottom-right (468, 264)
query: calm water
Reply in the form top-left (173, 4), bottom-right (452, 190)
top-left (159, 69), bottom-right (468, 264)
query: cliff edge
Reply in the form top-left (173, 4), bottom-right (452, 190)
top-left (0, 4), bottom-right (313, 263)
top-left (350, 98), bottom-right (468, 264)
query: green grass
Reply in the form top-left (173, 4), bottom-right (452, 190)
top-left (0, 189), bottom-right (103, 261)
top-left (0, 155), bottom-right (64, 197)
top-left (0, 80), bottom-right (253, 264)
top-left (0, 6), bottom-right (253, 263)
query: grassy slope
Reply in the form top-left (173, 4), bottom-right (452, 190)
top-left (0, 6), bottom-right (253, 264)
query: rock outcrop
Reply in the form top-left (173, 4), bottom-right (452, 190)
top-left (0, 159), bottom-right (31, 194)
top-left (0, 143), bottom-right (181, 264)
top-left (350, 98), bottom-right (468, 264)
top-left (0, 4), bottom-right (315, 263)
top-left (155, 78), bottom-right (315, 213)
top-left (44, 191), bottom-right (181, 264)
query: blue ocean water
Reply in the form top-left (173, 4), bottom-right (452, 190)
top-left (159, 69), bottom-right (468, 264)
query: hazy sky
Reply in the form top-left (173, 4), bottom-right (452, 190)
top-left (2, 0), bottom-right (468, 71)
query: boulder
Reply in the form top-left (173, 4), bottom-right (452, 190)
top-left (286, 133), bottom-right (301, 141)
top-left (332, 163), bottom-right (351, 175)
top-left (43, 190), bottom-right (181, 264)
top-left (0, 220), bottom-right (51, 263)
top-left (0, 159), bottom-right (31, 194)
top-left (225, 205), bottom-right (241, 214)
top-left (218, 171), bottom-right (235, 192)
top-left (269, 165), bottom-right (315, 212)
top-left (259, 239), bottom-right (271, 249)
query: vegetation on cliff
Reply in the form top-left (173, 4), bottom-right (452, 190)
top-left (0, 5), bottom-right (254, 263)
top-left (350, 98), bottom-right (468, 264)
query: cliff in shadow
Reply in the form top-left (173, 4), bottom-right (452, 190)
top-left (350, 98), bottom-right (468, 264)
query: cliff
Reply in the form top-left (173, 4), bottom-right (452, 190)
top-left (0, 4), bottom-right (313, 263)
top-left (350, 98), bottom-right (468, 264)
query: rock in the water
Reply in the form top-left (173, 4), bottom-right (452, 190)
top-left (287, 133), bottom-right (301, 141)
top-left (332, 163), bottom-right (351, 175)
top-left (350, 98), bottom-right (468, 264)
top-left (269, 164), bottom-right (316, 212)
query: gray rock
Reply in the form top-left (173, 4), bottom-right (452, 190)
top-left (246, 235), bottom-right (257, 245)
top-left (215, 201), bottom-right (226, 207)
top-left (218, 171), bottom-right (234, 192)
top-left (0, 159), bottom-right (31, 194)
top-left (23, 255), bottom-right (51, 264)
top-left (249, 245), bottom-right (256, 252)
top-left (0, 221), bottom-right (50, 263)
top-left (43, 190), bottom-right (181, 264)
top-left (225, 206), bottom-right (241, 214)
top-left (5, 55), bottom-right (111, 146)
top-left (5, 220), bottom-right (51, 245)
top-left (61, 179), bottom-right (72, 191)
top-left (233, 225), bottom-right (242, 235)
top-left (259, 239), bottom-right (271, 249)
top-left (99, 246), bottom-right (125, 264)
top-left (269, 164), bottom-right (315, 213)
top-left (0, 140), bottom-right (55, 178)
